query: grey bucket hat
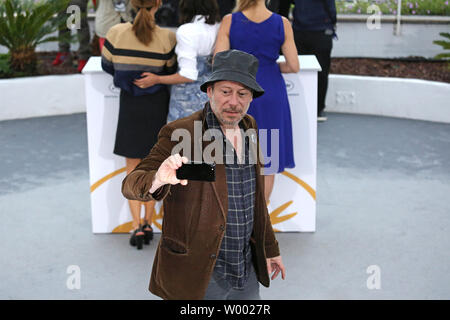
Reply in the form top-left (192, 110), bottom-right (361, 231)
top-left (200, 50), bottom-right (265, 98)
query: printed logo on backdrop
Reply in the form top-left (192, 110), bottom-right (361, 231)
top-left (285, 79), bottom-right (299, 97)
top-left (109, 83), bottom-right (120, 94)
top-left (104, 83), bottom-right (120, 98)
top-left (285, 79), bottom-right (294, 92)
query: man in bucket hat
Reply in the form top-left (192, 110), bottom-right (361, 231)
top-left (122, 49), bottom-right (285, 300)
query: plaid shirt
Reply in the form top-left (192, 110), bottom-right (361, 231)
top-left (205, 104), bottom-right (256, 290)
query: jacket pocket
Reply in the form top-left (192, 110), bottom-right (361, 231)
top-left (161, 236), bottom-right (188, 255)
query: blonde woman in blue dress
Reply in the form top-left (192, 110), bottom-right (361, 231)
top-left (215, 0), bottom-right (299, 203)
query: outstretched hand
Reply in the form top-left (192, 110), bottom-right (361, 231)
top-left (149, 154), bottom-right (188, 193)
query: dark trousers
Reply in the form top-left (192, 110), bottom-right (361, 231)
top-left (293, 30), bottom-right (333, 114)
top-left (203, 264), bottom-right (261, 300)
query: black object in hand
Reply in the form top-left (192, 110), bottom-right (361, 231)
top-left (176, 162), bottom-right (215, 182)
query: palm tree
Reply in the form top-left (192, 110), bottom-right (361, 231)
top-left (434, 32), bottom-right (450, 60)
top-left (0, 0), bottom-right (70, 74)
top-left (433, 32), bottom-right (450, 70)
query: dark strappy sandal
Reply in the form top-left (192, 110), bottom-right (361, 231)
top-left (130, 226), bottom-right (144, 250)
top-left (142, 222), bottom-right (154, 245)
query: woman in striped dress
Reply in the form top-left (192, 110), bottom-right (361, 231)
top-left (101, 0), bottom-right (177, 249)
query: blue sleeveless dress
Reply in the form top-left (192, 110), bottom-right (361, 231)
top-left (230, 11), bottom-right (295, 174)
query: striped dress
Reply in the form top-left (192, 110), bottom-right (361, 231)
top-left (101, 23), bottom-right (177, 158)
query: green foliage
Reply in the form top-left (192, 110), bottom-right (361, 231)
top-left (0, 53), bottom-right (12, 77)
top-left (0, 0), bottom-right (71, 73)
top-left (0, 0), bottom-right (70, 49)
top-left (336, 0), bottom-right (450, 16)
top-left (433, 32), bottom-right (450, 60)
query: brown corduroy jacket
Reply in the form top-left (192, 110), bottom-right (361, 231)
top-left (121, 105), bottom-right (280, 300)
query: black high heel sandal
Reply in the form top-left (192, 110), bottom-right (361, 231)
top-left (142, 223), bottom-right (153, 245)
top-left (130, 226), bottom-right (144, 250)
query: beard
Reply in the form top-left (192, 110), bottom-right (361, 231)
top-left (210, 97), bottom-right (250, 128)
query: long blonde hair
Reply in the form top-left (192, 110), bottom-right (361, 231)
top-left (234, 0), bottom-right (260, 12)
top-left (131, 0), bottom-right (159, 45)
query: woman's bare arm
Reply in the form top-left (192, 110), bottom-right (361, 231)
top-left (213, 14), bottom-right (232, 56)
top-left (279, 16), bottom-right (300, 73)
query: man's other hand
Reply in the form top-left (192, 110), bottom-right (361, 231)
top-left (266, 255), bottom-right (286, 281)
